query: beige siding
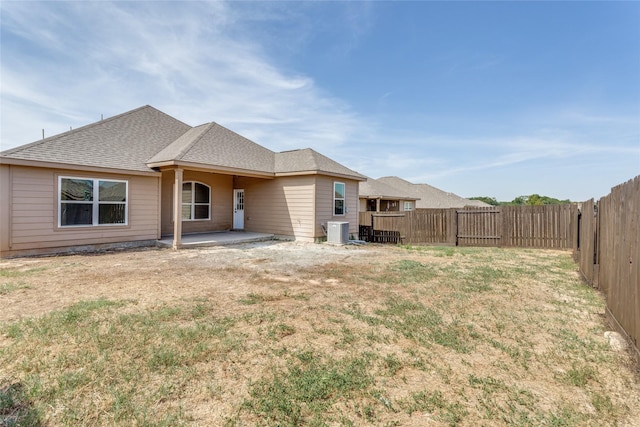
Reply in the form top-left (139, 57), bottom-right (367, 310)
top-left (238, 175), bottom-right (360, 240)
top-left (237, 175), bottom-right (316, 239)
top-left (2, 165), bottom-right (160, 256)
top-left (0, 165), bottom-right (10, 255)
top-left (160, 170), bottom-right (233, 236)
top-left (315, 177), bottom-right (359, 237)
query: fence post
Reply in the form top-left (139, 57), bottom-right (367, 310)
top-left (451, 208), bottom-right (458, 246)
top-left (371, 214), bottom-right (374, 235)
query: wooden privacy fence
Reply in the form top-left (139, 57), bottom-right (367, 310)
top-left (576, 198), bottom-right (598, 286)
top-left (358, 204), bottom-right (578, 249)
top-left (359, 210), bottom-right (455, 244)
top-left (359, 176), bottom-right (639, 358)
top-left (576, 176), bottom-right (639, 358)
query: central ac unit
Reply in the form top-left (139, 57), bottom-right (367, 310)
top-left (327, 221), bottom-right (349, 244)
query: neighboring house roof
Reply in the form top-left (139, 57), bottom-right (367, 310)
top-left (359, 177), bottom-right (419, 200)
top-left (275, 149), bottom-right (366, 180)
top-left (1, 105), bottom-right (364, 180)
top-left (460, 199), bottom-right (490, 207)
top-left (377, 176), bottom-right (490, 208)
top-left (0, 106), bottom-right (191, 173)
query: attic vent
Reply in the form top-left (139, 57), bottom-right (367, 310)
top-left (327, 221), bottom-right (349, 244)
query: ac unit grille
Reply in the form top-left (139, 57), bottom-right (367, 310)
top-left (327, 221), bottom-right (349, 244)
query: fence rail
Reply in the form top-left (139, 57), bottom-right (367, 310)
top-left (576, 176), bottom-right (639, 358)
top-left (359, 178), bottom-right (639, 359)
top-left (358, 204), bottom-right (578, 249)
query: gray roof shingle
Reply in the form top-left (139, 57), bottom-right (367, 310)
top-left (359, 177), bottom-right (419, 200)
top-left (275, 149), bottom-right (365, 180)
top-left (1, 106), bottom-right (191, 173)
top-left (377, 176), bottom-right (489, 208)
top-left (147, 122), bottom-right (276, 174)
top-left (1, 105), bottom-right (364, 180)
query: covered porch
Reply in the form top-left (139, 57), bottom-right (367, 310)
top-left (158, 231), bottom-right (275, 249)
top-left (157, 166), bottom-right (273, 249)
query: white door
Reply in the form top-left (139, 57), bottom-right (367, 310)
top-left (233, 189), bottom-right (244, 230)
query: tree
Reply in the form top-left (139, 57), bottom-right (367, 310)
top-left (510, 196), bottom-right (527, 205)
top-left (508, 194), bottom-right (571, 205)
top-left (468, 196), bottom-right (499, 206)
top-left (469, 194), bottom-right (572, 206)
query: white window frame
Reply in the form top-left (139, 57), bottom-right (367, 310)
top-left (333, 181), bottom-right (346, 216)
top-left (404, 201), bottom-right (414, 211)
top-left (58, 176), bottom-right (128, 227)
top-left (182, 181), bottom-right (211, 221)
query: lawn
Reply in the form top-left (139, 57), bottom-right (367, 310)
top-left (0, 243), bottom-right (638, 426)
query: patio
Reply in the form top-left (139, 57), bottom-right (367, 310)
top-left (157, 231), bottom-right (275, 249)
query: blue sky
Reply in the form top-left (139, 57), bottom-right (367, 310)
top-left (1, 1), bottom-right (638, 201)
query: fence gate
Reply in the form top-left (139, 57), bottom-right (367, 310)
top-left (358, 213), bottom-right (404, 244)
top-left (456, 207), bottom-right (502, 246)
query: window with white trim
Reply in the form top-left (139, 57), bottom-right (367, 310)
top-left (333, 182), bottom-right (345, 216)
top-left (59, 177), bottom-right (127, 227)
top-left (182, 181), bottom-right (210, 220)
top-left (404, 201), bottom-right (414, 211)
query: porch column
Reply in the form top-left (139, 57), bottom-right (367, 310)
top-left (172, 168), bottom-right (183, 250)
top-left (376, 198), bottom-right (381, 213)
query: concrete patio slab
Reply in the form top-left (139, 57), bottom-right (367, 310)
top-left (157, 231), bottom-right (275, 248)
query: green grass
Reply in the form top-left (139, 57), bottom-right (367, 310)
top-left (238, 351), bottom-right (374, 426)
top-left (0, 381), bottom-right (42, 426)
top-left (0, 282), bottom-right (30, 295)
top-left (565, 363), bottom-right (599, 387)
top-left (0, 267), bottom-right (47, 278)
top-left (1, 299), bottom-right (243, 425)
top-left (0, 267), bottom-right (43, 295)
top-left (397, 390), bottom-right (468, 426)
top-left (0, 247), bottom-right (635, 426)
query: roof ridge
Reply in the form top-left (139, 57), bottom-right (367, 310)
top-left (174, 122), bottom-right (214, 160)
top-left (274, 147), bottom-right (364, 179)
top-left (305, 148), bottom-right (321, 170)
top-left (1, 105), bottom-right (173, 156)
top-left (275, 148), bottom-right (319, 170)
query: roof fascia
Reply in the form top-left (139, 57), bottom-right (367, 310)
top-left (359, 195), bottom-right (420, 200)
top-left (151, 160), bottom-right (275, 179)
top-left (275, 170), bottom-right (367, 181)
top-left (0, 157), bottom-right (160, 177)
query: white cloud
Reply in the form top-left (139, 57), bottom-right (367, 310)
top-left (1, 1), bottom-right (637, 202)
top-left (0, 1), bottom-right (362, 151)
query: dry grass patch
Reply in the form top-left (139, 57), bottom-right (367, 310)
top-left (1, 243), bottom-right (638, 426)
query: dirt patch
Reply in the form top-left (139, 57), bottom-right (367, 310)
top-left (0, 241), bottom-right (379, 323)
top-left (1, 242), bottom-right (638, 426)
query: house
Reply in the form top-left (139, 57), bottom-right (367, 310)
top-left (376, 176), bottom-right (490, 209)
top-left (358, 177), bottom-right (419, 212)
top-left (0, 106), bottom-right (365, 257)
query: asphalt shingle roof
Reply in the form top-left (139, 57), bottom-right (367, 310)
top-left (1, 105), bottom-right (364, 180)
top-left (377, 176), bottom-right (489, 208)
top-left (359, 177), bottom-right (419, 200)
top-left (275, 149), bottom-right (365, 180)
top-left (1, 106), bottom-right (191, 173)
top-left (148, 122), bottom-right (276, 174)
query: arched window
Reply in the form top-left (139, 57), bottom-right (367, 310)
top-left (182, 182), bottom-right (210, 220)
